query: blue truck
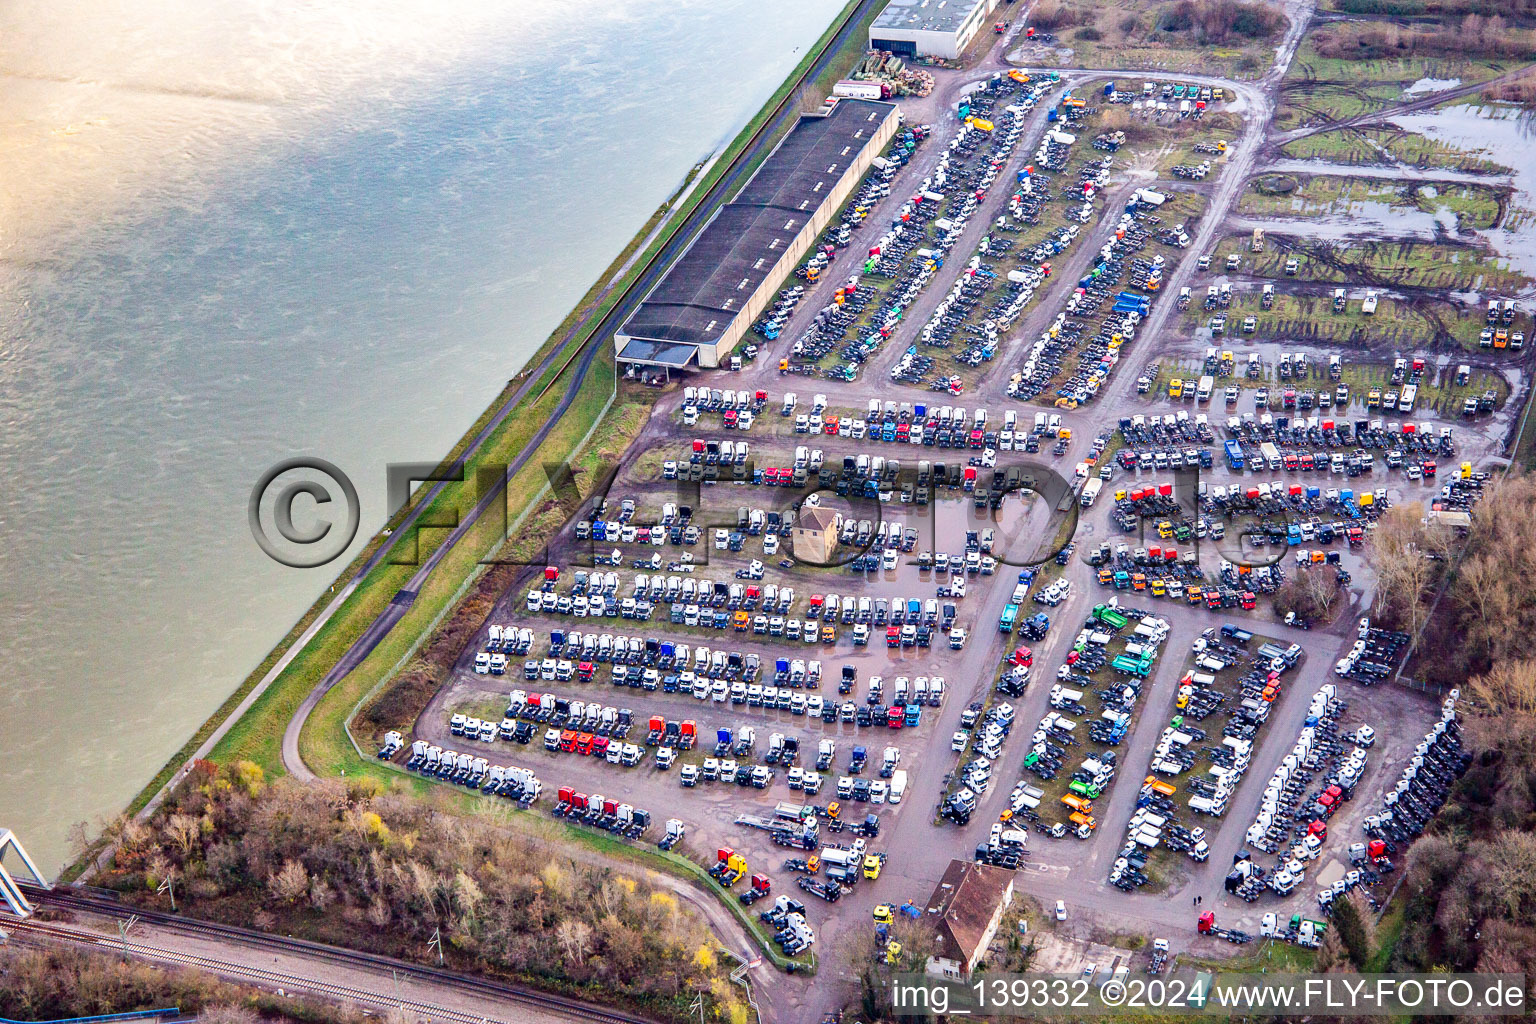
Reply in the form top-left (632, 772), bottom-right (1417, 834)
top-left (1113, 291), bottom-right (1151, 315)
top-left (1224, 439), bottom-right (1245, 471)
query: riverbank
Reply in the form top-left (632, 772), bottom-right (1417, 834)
top-left (75, 0), bottom-right (872, 883)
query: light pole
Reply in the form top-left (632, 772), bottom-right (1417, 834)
top-left (118, 914), bottom-right (139, 962)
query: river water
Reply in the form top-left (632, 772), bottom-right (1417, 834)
top-left (0, 0), bottom-right (840, 875)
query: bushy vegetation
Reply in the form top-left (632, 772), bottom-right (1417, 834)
top-left (1156, 0), bottom-right (1287, 43)
top-left (95, 763), bottom-right (746, 1023)
top-left (0, 946), bottom-right (361, 1024)
top-left (1484, 67), bottom-right (1536, 105)
top-left (358, 561), bottom-right (519, 738)
top-left (1027, 0), bottom-right (1090, 31)
top-left (1313, 16), bottom-right (1536, 59)
top-left (1374, 475), bottom-right (1536, 685)
top-left (1335, 0), bottom-right (1536, 18)
top-left (1364, 473), bottom-right (1536, 977)
top-left (1391, 710), bottom-right (1536, 976)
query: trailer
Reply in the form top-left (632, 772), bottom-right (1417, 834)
top-left (890, 769), bottom-right (908, 804)
top-left (833, 80), bottom-right (888, 101)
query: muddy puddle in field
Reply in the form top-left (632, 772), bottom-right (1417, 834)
top-left (1231, 200), bottom-right (1456, 243)
top-left (1392, 104), bottom-right (1536, 288)
top-left (1261, 159), bottom-right (1508, 185)
top-left (1403, 77), bottom-right (1461, 97)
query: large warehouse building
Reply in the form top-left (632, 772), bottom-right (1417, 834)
top-left (868, 0), bottom-right (1001, 59)
top-left (614, 97), bottom-right (899, 373)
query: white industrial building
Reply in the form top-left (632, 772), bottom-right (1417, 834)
top-left (868, 0), bottom-right (1001, 60)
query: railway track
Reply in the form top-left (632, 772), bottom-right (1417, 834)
top-left (16, 885), bottom-right (650, 1024)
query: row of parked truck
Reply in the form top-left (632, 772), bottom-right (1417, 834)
top-left (402, 740), bottom-right (543, 803)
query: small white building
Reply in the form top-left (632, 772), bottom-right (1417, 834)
top-left (869, 0), bottom-right (1002, 60)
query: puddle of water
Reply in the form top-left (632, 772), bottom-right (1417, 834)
top-left (1395, 104), bottom-right (1536, 287)
top-left (1236, 195), bottom-right (1446, 241)
top-left (1403, 76), bottom-right (1461, 97)
top-left (1263, 158), bottom-right (1502, 186)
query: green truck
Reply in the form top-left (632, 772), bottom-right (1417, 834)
top-left (1111, 654), bottom-right (1153, 677)
top-left (1093, 604), bottom-right (1130, 629)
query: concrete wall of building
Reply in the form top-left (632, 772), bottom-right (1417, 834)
top-left (869, 0), bottom-right (999, 59)
top-left (790, 523), bottom-right (836, 565)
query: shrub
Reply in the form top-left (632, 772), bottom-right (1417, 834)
top-left (1157, 0), bottom-right (1287, 42)
top-left (1028, 0), bottom-right (1084, 30)
top-left (100, 765), bottom-right (734, 1021)
top-left (1312, 16), bottom-right (1536, 60)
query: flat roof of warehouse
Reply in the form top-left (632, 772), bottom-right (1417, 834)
top-left (618, 98), bottom-right (897, 351)
top-left (872, 0), bottom-right (989, 35)
top-left (616, 339), bottom-right (698, 367)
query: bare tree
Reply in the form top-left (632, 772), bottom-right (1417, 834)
top-left (1368, 503), bottom-right (1443, 639)
top-left (1469, 660), bottom-right (1536, 716)
top-left (1456, 555), bottom-right (1513, 658)
top-left (164, 813), bottom-right (202, 857)
top-left (267, 859), bottom-right (311, 904)
top-left (556, 919), bottom-right (595, 967)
